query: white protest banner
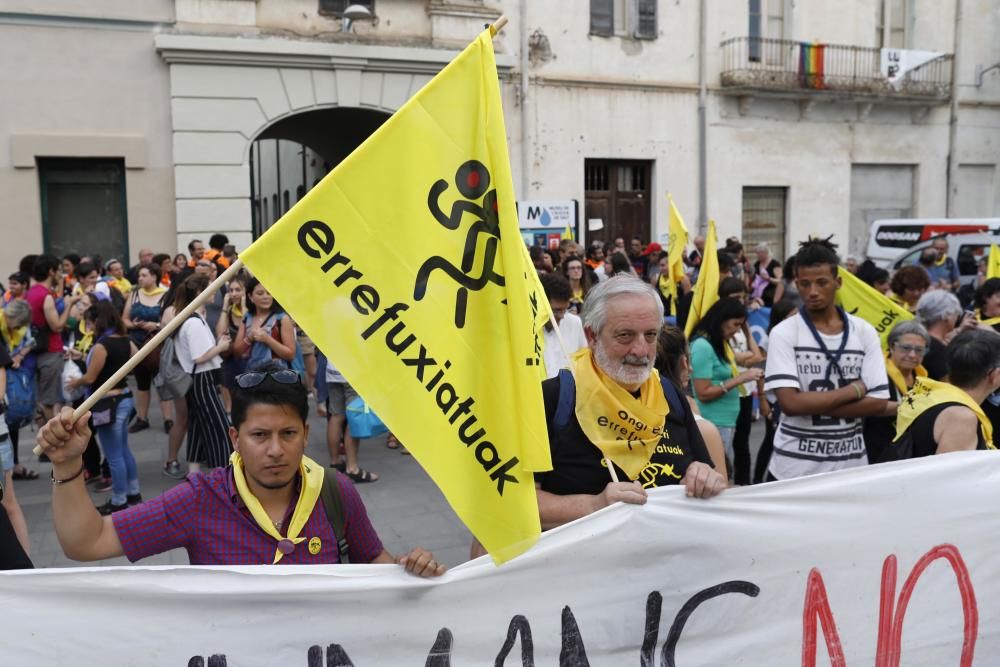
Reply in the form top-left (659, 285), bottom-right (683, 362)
top-left (3, 452), bottom-right (998, 665)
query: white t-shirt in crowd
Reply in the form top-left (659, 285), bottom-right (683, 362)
top-left (729, 329), bottom-right (756, 395)
top-left (764, 310), bottom-right (889, 480)
top-left (175, 316), bottom-right (222, 375)
top-left (542, 312), bottom-right (588, 379)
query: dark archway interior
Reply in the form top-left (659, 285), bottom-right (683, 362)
top-left (258, 107), bottom-right (392, 168)
top-left (250, 106), bottom-right (392, 236)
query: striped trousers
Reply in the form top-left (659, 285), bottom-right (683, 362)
top-left (185, 370), bottom-right (231, 469)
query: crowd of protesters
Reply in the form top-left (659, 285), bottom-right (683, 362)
top-left (5, 226), bottom-right (1000, 570)
top-left (0, 234), bottom-right (398, 568)
top-left (532, 231), bottom-right (1000, 496)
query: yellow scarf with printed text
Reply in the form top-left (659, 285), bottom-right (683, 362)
top-left (230, 452), bottom-right (325, 563)
top-left (571, 348), bottom-right (669, 480)
top-left (884, 351), bottom-right (926, 396)
top-left (894, 377), bottom-right (995, 448)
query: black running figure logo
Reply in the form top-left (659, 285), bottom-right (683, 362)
top-left (414, 160), bottom-right (506, 328)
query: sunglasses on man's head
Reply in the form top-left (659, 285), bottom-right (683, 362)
top-left (235, 369), bottom-right (301, 389)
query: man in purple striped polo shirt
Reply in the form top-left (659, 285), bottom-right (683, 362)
top-left (37, 366), bottom-right (446, 576)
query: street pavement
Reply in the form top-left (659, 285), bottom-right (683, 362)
top-left (16, 395), bottom-right (765, 569)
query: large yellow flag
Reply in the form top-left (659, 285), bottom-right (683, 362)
top-left (988, 244), bottom-right (1000, 280)
top-left (240, 28), bottom-right (551, 563)
top-left (836, 268), bottom-right (913, 347)
top-left (665, 194), bottom-right (689, 315)
top-left (684, 220), bottom-right (719, 337)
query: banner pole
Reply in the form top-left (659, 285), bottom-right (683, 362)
top-left (490, 15), bottom-right (508, 35)
top-left (33, 258), bottom-right (246, 455)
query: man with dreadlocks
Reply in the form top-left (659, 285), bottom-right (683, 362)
top-left (762, 237), bottom-right (889, 480)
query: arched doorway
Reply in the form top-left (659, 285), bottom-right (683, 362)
top-left (249, 107), bottom-right (391, 237)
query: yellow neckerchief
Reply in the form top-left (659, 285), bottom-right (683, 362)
top-left (894, 377), bottom-right (995, 448)
top-left (934, 254), bottom-right (947, 267)
top-left (230, 452), bottom-right (325, 564)
top-left (139, 285), bottom-right (167, 298)
top-left (232, 302), bottom-right (245, 321)
top-left (889, 293), bottom-right (917, 314)
top-left (0, 313), bottom-right (26, 351)
top-left (571, 286), bottom-right (584, 302)
top-left (107, 277), bottom-right (132, 294)
top-left (884, 350), bottom-right (926, 396)
top-left (657, 273), bottom-right (671, 299)
top-left (570, 348), bottom-right (669, 480)
top-left (974, 309), bottom-right (1000, 328)
top-left (722, 340), bottom-right (748, 397)
top-left (75, 319), bottom-right (94, 354)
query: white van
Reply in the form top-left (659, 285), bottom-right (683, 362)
top-left (866, 218), bottom-right (1000, 267)
top-left (888, 233), bottom-right (997, 289)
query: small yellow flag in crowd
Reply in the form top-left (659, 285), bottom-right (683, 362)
top-left (665, 194), bottom-right (689, 316)
top-left (836, 268), bottom-right (913, 348)
top-left (684, 220), bottom-right (719, 337)
top-left (240, 28), bottom-right (552, 563)
top-left (987, 244), bottom-right (1000, 280)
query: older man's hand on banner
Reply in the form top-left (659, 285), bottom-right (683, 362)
top-left (680, 461), bottom-right (726, 498)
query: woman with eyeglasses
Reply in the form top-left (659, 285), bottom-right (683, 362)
top-left (560, 256), bottom-right (592, 315)
top-left (863, 320), bottom-right (930, 463)
top-left (172, 273), bottom-right (232, 473)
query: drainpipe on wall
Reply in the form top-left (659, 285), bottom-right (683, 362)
top-left (945, 0), bottom-right (963, 216)
top-left (697, 0), bottom-right (708, 234)
top-left (519, 0), bottom-right (531, 198)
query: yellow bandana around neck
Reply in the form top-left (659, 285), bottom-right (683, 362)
top-left (657, 273), bottom-right (671, 299)
top-left (894, 377), bottom-right (995, 448)
top-left (975, 310), bottom-right (1000, 328)
top-left (230, 452), bottom-right (325, 563)
top-left (140, 285), bottom-right (167, 298)
top-left (0, 313), bottom-right (25, 351)
top-left (570, 348), bottom-right (669, 480)
top-left (884, 350), bottom-right (926, 396)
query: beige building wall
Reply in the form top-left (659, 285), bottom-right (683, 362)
top-left (0, 0), bottom-right (997, 273)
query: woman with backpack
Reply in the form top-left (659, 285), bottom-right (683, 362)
top-left (64, 301), bottom-right (141, 515)
top-left (122, 263), bottom-right (173, 434)
top-left (171, 273), bottom-right (232, 473)
top-left (232, 277), bottom-right (296, 371)
top-left (0, 300), bottom-right (37, 480)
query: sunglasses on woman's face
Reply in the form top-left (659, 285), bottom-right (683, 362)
top-left (235, 369), bottom-right (301, 389)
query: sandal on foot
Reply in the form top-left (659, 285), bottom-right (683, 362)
top-left (386, 434), bottom-right (399, 450)
top-left (329, 462), bottom-right (346, 473)
top-left (12, 467), bottom-right (39, 480)
top-left (345, 468), bottom-right (378, 483)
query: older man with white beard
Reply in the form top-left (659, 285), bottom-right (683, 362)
top-left (535, 275), bottom-right (726, 530)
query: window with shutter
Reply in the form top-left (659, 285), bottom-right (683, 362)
top-left (590, 0), bottom-right (613, 36)
top-left (635, 0), bottom-right (657, 39)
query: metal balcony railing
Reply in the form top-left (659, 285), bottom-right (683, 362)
top-left (720, 37), bottom-right (953, 99)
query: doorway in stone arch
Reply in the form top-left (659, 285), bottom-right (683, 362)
top-left (249, 107), bottom-right (392, 238)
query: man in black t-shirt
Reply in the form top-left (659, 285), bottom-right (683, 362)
top-left (890, 329), bottom-right (1000, 459)
top-left (534, 276), bottom-right (725, 530)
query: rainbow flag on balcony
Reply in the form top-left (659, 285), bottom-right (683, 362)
top-left (798, 42), bottom-right (826, 89)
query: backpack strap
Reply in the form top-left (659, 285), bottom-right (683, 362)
top-left (319, 470), bottom-right (350, 563)
top-left (554, 368), bottom-right (576, 429)
top-left (555, 368), bottom-right (687, 427)
top-left (659, 375), bottom-right (687, 422)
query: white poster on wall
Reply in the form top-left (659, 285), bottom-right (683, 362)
top-left (880, 48), bottom-right (943, 85)
top-left (1, 452), bottom-right (998, 665)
